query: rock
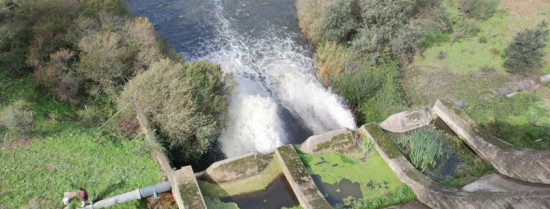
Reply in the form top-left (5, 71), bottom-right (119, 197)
top-left (454, 100), bottom-right (466, 108)
top-left (540, 74), bottom-right (550, 83)
top-left (379, 109), bottom-right (431, 133)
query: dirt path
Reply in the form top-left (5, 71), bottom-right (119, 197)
top-left (500, 0), bottom-right (550, 17)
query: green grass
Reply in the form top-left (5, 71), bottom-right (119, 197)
top-left (0, 128), bottom-right (162, 208)
top-left (299, 141), bottom-right (415, 208)
top-left (388, 126), bottom-right (494, 188)
top-left (414, 9), bottom-right (550, 74)
top-left (0, 73), bottom-right (163, 208)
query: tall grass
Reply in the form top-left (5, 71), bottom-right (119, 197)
top-left (394, 127), bottom-right (446, 172)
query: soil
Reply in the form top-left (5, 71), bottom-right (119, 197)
top-left (2, 138), bottom-right (35, 149)
top-left (499, 0), bottom-right (550, 17)
top-left (141, 192), bottom-right (176, 209)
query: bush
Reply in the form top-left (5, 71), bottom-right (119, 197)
top-left (316, 0), bottom-right (359, 43)
top-left (334, 69), bottom-right (381, 109)
top-left (79, 0), bottom-right (128, 17)
top-left (452, 17), bottom-right (480, 42)
top-left (118, 59), bottom-right (230, 161)
top-left (458, 0), bottom-right (500, 20)
top-left (1, 100), bottom-right (35, 142)
top-left (77, 15), bottom-right (164, 96)
top-left (504, 22), bottom-right (549, 75)
top-left (353, 0), bottom-right (447, 62)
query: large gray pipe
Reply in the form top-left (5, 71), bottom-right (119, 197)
top-left (84, 181), bottom-right (171, 209)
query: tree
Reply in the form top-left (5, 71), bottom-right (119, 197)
top-left (118, 59), bottom-right (229, 161)
top-left (504, 22), bottom-right (549, 75)
top-left (316, 0), bottom-right (359, 43)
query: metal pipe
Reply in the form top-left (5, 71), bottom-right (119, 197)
top-left (83, 181), bottom-right (172, 209)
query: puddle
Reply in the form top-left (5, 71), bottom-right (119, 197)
top-left (220, 175), bottom-right (299, 209)
top-left (311, 175), bottom-right (363, 206)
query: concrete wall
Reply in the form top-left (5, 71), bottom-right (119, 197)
top-left (360, 123), bottom-right (550, 209)
top-left (432, 100), bottom-right (550, 184)
top-left (275, 145), bottom-right (332, 209)
top-left (300, 128), bottom-right (355, 155)
top-left (174, 166), bottom-right (207, 209)
top-left (200, 152), bottom-right (273, 183)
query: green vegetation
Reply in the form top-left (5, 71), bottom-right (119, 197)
top-left (204, 197), bottom-right (239, 209)
top-left (392, 127), bottom-right (445, 172)
top-left (504, 22), bottom-right (549, 75)
top-left (458, 0), bottom-right (500, 20)
top-left (0, 128), bottom-right (162, 208)
top-left (388, 126), bottom-right (494, 188)
top-left (198, 159), bottom-right (282, 197)
top-left (299, 136), bottom-right (415, 208)
top-left (118, 59), bottom-right (229, 161)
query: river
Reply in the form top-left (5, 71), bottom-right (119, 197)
top-left (127, 0), bottom-right (356, 168)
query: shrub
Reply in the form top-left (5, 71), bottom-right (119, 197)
top-left (458, 0), bottom-right (500, 20)
top-left (79, 0), bottom-right (128, 17)
top-left (452, 17), bottom-right (480, 42)
top-left (504, 22), bottom-right (549, 75)
top-left (334, 69), bottom-right (381, 109)
top-left (1, 100), bottom-right (35, 142)
top-left (316, 0), bottom-right (359, 43)
top-left (118, 59), bottom-right (230, 160)
top-left (77, 16), bottom-right (164, 96)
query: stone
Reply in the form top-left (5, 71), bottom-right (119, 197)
top-left (540, 74), bottom-right (550, 83)
top-left (379, 109), bottom-right (431, 133)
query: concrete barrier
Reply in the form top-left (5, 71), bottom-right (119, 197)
top-left (275, 145), bottom-right (332, 209)
top-left (432, 100), bottom-right (550, 184)
top-left (359, 123), bottom-right (550, 209)
top-left (300, 128), bottom-right (355, 155)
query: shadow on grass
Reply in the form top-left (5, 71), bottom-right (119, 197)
top-left (94, 180), bottom-right (126, 201)
top-left (481, 120), bottom-right (550, 150)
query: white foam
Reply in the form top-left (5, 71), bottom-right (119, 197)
top-left (203, 0), bottom-right (356, 157)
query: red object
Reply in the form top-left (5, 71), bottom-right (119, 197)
top-left (79, 188), bottom-right (88, 201)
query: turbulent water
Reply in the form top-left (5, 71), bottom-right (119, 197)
top-left (128, 0), bottom-right (356, 158)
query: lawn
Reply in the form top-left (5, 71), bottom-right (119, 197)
top-left (0, 73), bottom-right (163, 208)
top-left (404, 1), bottom-right (550, 150)
top-left (0, 129), bottom-right (163, 208)
top-left (414, 4), bottom-right (550, 74)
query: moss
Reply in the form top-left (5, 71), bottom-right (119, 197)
top-left (179, 180), bottom-right (205, 209)
top-left (300, 149), bottom-right (403, 202)
top-left (364, 123), bottom-right (402, 159)
top-left (313, 132), bottom-right (354, 152)
top-left (199, 159), bottom-right (282, 197)
top-left (204, 196), bottom-right (239, 209)
top-left (277, 146), bottom-right (311, 185)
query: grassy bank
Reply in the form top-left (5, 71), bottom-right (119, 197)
top-left (0, 72), bottom-right (162, 208)
top-left (0, 128), bottom-right (162, 208)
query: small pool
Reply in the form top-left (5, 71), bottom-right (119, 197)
top-left (219, 175), bottom-right (300, 209)
top-left (311, 175), bottom-right (362, 206)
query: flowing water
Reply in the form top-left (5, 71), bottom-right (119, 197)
top-left (128, 0), bottom-right (356, 162)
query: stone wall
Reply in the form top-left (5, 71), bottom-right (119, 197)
top-left (360, 123), bottom-right (550, 209)
top-left (275, 145), bottom-right (332, 209)
top-left (300, 128), bottom-right (355, 155)
top-left (431, 100), bottom-right (550, 184)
